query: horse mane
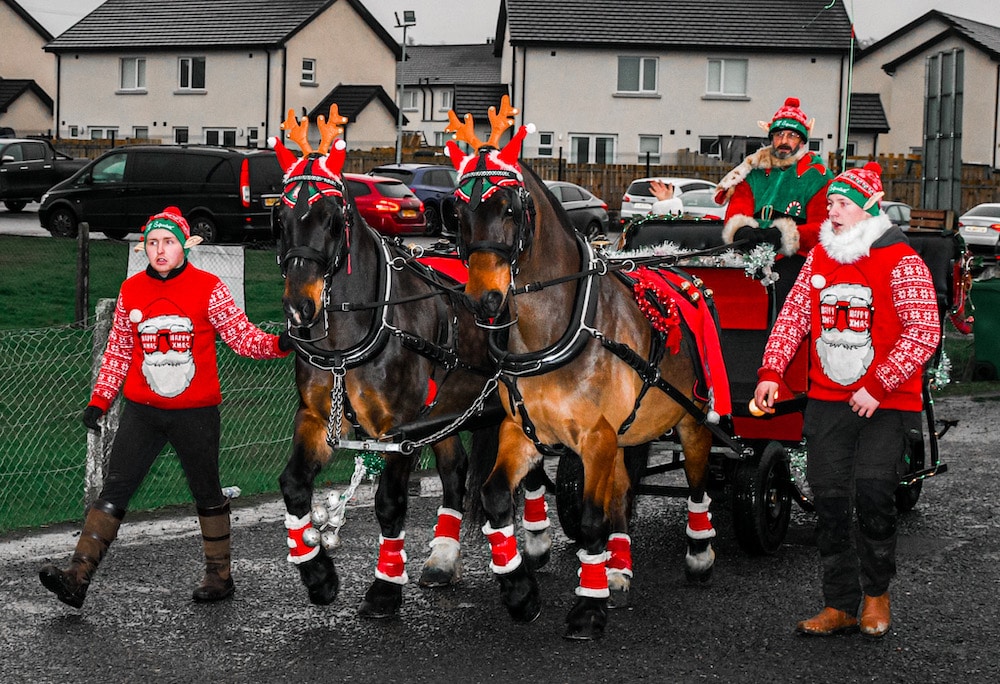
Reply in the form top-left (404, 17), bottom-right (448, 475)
top-left (520, 162), bottom-right (577, 240)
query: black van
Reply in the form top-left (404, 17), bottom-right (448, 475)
top-left (38, 145), bottom-right (284, 243)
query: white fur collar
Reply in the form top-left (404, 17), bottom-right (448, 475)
top-left (818, 212), bottom-right (891, 264)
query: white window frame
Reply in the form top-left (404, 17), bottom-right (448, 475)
top-left (132, 127), bottom-right (149, 140)
top-left (537, 131), bottom-right (554, 158)
top-left (438, 89), bottom-right (453, 112)
top-left (174, 127), bottom-right (189, 144)
top-left (638, 135), bottom-right (661, 164)
top-left (617, 56), bottom-right (658, 94)
top-left (808, 139), bottom-right (823, 154)
top-left (401, 89), bottom-right (418, 111)
top-left (89, 127), bottom-right (119, 140)
top-left (699, 137), bottom-right (722, 158)
top-left (178, 56), bottom-right (206, 90)
top-left (301, 58), bottom-right (316, 85)
top-left (119, 57), bottom-right (146, 91)
top-left (247, 127), bottom-right (259, 147)
top-left (570, 134), bottom-right (616, 164)
top-left (204, 128), bottom-right (237, 146)
top-left (706, 58), bottom-right (748, 96)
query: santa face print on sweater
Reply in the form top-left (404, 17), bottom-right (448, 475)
top-left (815, 280), bottom-right (875, 385)
top-left (132, 309), bottom-right (196, 397)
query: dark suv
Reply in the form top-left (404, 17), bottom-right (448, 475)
top-left (367, 163), bottom-right (458, 235)
top-left (38, 145), bottom-right (284, 243)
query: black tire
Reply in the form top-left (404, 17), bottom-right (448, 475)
top-left (4, 200), bottom-right (28, 213)
top-left (731, 441), bottom-right (792, 555)
top-left (895, 429), bottom-right (925, 513)
top-left (189, 215), bottom-right (218, 243)
top-left (584, 220), bottom-right (602, 240)
top-left (972, 361), bottom-right (997, 381)
top-left (555, 450), bottom-right (585, 542)
top-left (895, 480), bottom-right (922, 513)
top-left (47, 206), bottom-right (78, 238)
top-left (102, 229), bottom-right (130, 240)
top-left (424, 204), bottom-right (441, 236)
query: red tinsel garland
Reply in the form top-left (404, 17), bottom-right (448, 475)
top-left (632, 280), bottom-right (682, 354)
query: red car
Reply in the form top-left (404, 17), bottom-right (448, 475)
top-left (344, 172), bottom-right (426, 236)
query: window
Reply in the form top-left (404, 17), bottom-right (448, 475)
top-left (132, 127), bottom-right (149, 139)
top-left (91, 152), bottom-right (127, 183)
top-left (439, 90), bottom-right (453, 111)
top-left (638, 135), bottom-right (661, 164)
top-left (174, 127), bottom-right (189, 144)
top-left (808, 139), bottom-right (823, 154)
top-left (69, 126), bottom-right (79, 137)
top-left (120, 57), bottom-right (146, 90)
top-left (204, 128), bottom-right (237, 146)
top-left (538, 131), bottom-right (554, 157)
top-left (89, 127), bottom-right (119, 140)
top-left (301, 58), bottom-right (316, 84)
top-left (617, 56), bottom-right (657, 93)
top-left (845, 141), bottom-right (857, 156)
top-left (246, 127), bottom-right (259, 147)
top-left (706, 59), bottom-right (747, 96)
top-left (179, 57), bottom-right (206, 89)
top-left (401, 89), bottom-right (418, 111)
top-left (699, 137), bottom-right (721, 158)
top-left (570, 134), bottom-right (615, 164)
top-left (434, 130), bottom-right (449, 147)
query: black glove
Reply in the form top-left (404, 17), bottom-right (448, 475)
top-left (278, 331), bottom-right (294, 352)
top-left (734, 226), bottom-right (783, 251)
top-left (82, 405), bottom-right (104, 432)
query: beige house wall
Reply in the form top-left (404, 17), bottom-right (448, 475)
top-left (0, 88), bottom-right (52, 135)
top-left (0, 3), bottom-right (55, 94)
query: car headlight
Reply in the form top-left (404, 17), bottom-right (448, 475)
top-left (40, 191), bottom-right (50, 205)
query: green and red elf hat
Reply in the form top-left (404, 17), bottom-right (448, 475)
top-left (827, 161), bottom-right (885, 217)
top-left (764, 97), bottom-right (814, 142)
top-left (134, 206), bottom-right (203, 256)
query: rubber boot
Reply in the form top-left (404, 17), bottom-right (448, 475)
top-left (192, 501), bottom-right (234, 602)
top-left (39, 499), bottom-right (125, 608)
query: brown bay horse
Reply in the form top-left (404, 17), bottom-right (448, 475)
top-left (271, 109), bottom-right (553, 618)
top-left (446, 98), bottom-right (720, 639)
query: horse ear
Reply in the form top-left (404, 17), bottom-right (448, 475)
top-left (445, 140), bottom-right (468, 171)
top-left (269, 136), bottom-right (298, 172)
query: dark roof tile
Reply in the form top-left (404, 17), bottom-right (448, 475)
top-left (0, 78), bottom-right (53, 112)
top-left (398, 44), bottom-right (500, 86)
top-left (453, 84), bottom-right (511, 121)
top-left (848, 93), bottom-right (889, 133)
top-left (306, 84), bottom-right (401, 124)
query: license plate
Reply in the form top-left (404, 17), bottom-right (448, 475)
top-left (964, 225), bottom-right (987, 233)
top-left (633, 202), bottom-right (652, 211)
top-left (263, 196), bottom-right (280, 207)
top-left (401, 209), bottom-right (418, 218)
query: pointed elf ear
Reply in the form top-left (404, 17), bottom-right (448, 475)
top-left (863, 191), bottom-right (885, 211)
top-left (757, 120), bottom-right (771, 133)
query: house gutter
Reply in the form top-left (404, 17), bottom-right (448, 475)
top-left (54, 54), bottom-right (61, 138)
top-left (519, 47), bottom-right (527, 127)
top-left (994, 63), bottom-right (999, 169)
top-left (265, 50), bottom-right (272, 140)
top-left (280, 47), bottom-right (288, 139)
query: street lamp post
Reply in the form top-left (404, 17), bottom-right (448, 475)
top-left (395, 10), bottom-right (416, 164)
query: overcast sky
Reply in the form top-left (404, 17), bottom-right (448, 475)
top-left (19, 0), bottom-right (999, 44)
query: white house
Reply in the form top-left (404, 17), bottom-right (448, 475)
top-left (0, 0), bottom-right (56, 135)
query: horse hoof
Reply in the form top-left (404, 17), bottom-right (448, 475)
top-left (563, 596), bottom-right (607, 640)
top-left (523, 530), bottom-right (552, 570)
top-left (418, 564), bottom-right (460, 588)
top-left (497, 565), bottom-right (541, 623)
top-left (524, 548), bottom-right (551, 571)
top-left (298, 555), bottom-right (339, 605)
top-left (358, 579), bottom-right (403, 619)
top-left (685, 565), bottom-right (714, 585)
top-left (608, 587), bottom-right (631, 609)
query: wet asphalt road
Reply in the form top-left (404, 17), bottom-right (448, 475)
top-left (2, 393), bottom-right (999, 683)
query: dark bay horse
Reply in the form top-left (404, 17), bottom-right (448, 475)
top-left (446, 99), bottom-right (721, 639)
top-left (271, 109), bottom-right (553, 618)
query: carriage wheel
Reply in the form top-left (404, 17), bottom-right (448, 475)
top-left (731, 441), bottom-right (792, 556)
top-left (895, 429), bottom-right (925, 513)
top-left (555, 450), bottom-right (584, 542)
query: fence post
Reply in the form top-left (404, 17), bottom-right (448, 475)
top-left (85, 298), bottom-right (120, 506)
top-left (74, 222), bottom-right (90, 328)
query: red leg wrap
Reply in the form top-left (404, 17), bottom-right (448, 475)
top-left (522, 487), bottom-right (550, 531)
top-left (375, 534), bottom-right (408, 584)
top-left (606, 533), bottom-right (633, 575)
top-left (483, 523), bottom-right (522, 574)
top-left (433, 507), bottom-right (462, 542)
top-left (576, 549), bottom-right (610, 598)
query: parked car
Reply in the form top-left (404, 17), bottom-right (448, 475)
top-left (367, 163), bottom-right (457, 235)
top-left (344, 172), bottom-right (426, 236)
top-left (958, 202), bottom-right (1000, 256)
top-left (0, 138), bottom-right (88, 213)
top-left (882, 200), bottom-right (912, 229)
top-left (543, 180), bottom-right (610, 238)
top-left (619, 176), bottom-right (718, 226)
top-left (38, 145), bottom-right (284, 242)
top-left (679, 188), bottom-right (728, 220)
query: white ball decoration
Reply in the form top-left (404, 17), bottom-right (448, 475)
top-left (321, 530), bottom-right (340, 550)
top-left (811, 274), bottom-right (827, 289)
top-left (129, 309), bottom-right (143, 323)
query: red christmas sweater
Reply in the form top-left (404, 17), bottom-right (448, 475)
top-left (758, 215), bottom-right (940, 411)
top-left (89, 263), bottom-right (289, 411)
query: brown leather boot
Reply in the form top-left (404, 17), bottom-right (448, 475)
top-left (860, 592), bottom-right (891, 638)
top-left (39, 499), bottom-right (125, 608)
top-left (796, 606), bottom-right (858, 636)
top-left (193, 501), bottom-right (234, 602)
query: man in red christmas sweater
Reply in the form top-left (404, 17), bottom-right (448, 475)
top-left (39, 207), bottom-right (292, 609)
top-left (752, 163), bottom-right (940, 638)
top-left (716, 97), bottom-right (833, 260)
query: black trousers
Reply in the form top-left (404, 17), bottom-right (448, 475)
top-left (99, 400), bottom-right (225, 511)
top-left (802, 399), bottom-right (919, 613)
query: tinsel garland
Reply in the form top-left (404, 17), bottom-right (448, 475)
top-left (927, 350), bottom-right (952, 391)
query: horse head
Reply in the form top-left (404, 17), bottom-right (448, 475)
top-left (444, 97), bottom-right (536, 325)
top-left (270, 107), bottom-right (352, 336)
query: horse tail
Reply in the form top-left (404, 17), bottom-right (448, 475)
top-left (464, 422), bottom-right (499, 526)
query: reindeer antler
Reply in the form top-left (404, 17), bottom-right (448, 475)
top-left (445, 110), bottom-right (484, 152)
top-left (485, 95), bottom-right (519, 149)
top-left (281, 109), bottom-right (313, 156)
top-left (317, 104), bottom-right (348, 155)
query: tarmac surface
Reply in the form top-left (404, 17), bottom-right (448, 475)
top-left (2, 394), bottom-right (999, 683)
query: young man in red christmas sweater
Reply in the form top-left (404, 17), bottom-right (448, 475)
top-left (752, 163), bottom-right (940, 638)
top-left (39, 207), bottom-right (292, 608)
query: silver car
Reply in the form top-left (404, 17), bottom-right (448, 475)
top-left (544, 180), bottom-right (610, 238)
top-left (958, 202), bottom-right (1000, 255)
top-left (619, 176), bottom-right (718, 226)
top-left (680, 188), bottom-right (728, 220)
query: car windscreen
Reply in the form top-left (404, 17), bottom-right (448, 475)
top-left (371, 169), bottom-right (413, 183)
top-left (373, 181), bottom-right (413, 198)
top-left (963, 204), bottom-right (1000, 218)
top-left (626, 181), bottom-right (653, 196)
top-left (682, 192), bottom-right (721, 208)
top-left (247, 153), bottom-right (284, 194)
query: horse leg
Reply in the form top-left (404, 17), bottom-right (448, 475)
top-left (521, 460), bottom-right (553, 569)
top-left (564, 428), bottom-right (625, 641)
top-left (481, 420), bottom-right (541, 623)
top-left (604, 443), bottom-right (650, 608)
top-left (279, 406), bottom-right (339, 606)
top-left (358, 452), bottom-right (413, 618)
top-left (678, 418), bottom-right (716, 583)
top-left (419, 435), bottom-right (467, 588)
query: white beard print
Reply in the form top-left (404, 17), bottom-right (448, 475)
top-left (137, 314), bottom-right (196, 397)
top-left (815, 282), bottom-right (874, 385)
